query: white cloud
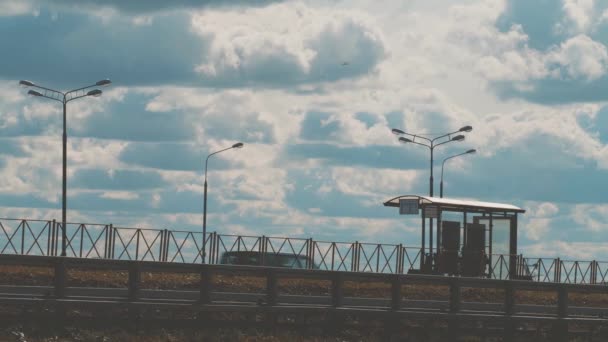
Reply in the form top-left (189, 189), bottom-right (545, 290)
top-left (191, 3), bottom-right (386, 85)
top-left (100, 191), bottom-right (139, 200)
top-left (560, 0), bottom-right (596, 34)
top-left (547, 34), bottom-right (608, 80)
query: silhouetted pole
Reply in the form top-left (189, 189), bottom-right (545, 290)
top-left (440, 149), bottom-right (476, 198)
top-left (19, 79), bottom-right (111, 256)
top-left (203, 142), bottom-right (244, 263)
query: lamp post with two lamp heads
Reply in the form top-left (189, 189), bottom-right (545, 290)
top-left (391, 125), bottom-right (472, 271)
top-left (440, 149), bottom-right (477, 198)
top-left (202, 142), bottom-right (244, 263)
top-left (19, 79), bottom-right (112, 257)
top-left (391, 125), bottom-right (472, 197)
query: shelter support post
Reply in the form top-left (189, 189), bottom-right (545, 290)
top-left (509, 214), bottom-right (518, 279)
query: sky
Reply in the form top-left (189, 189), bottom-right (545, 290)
top-left (1, 0), bottom-right (608, 260)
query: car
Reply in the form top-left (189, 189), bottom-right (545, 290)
top-left (219, 251), bottom-right (319, 269)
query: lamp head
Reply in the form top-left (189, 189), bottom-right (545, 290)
top-left (466, 149), bottom-right (477, 154)
top-left (232, 142), bottom-right (244, 149)
top-left (459, 125), bottom-right (473, 132)
top-left (96, 79), bottom-right (112, 86)
top-left (391, 128), bottom-right (405, 135)
top-left (398, 137), bottom-right (412, 143)
top-left (19, 80), bottom-right (35, 87)
top-left (27, 90), bottom-right (43, 97)
top-left (452, 135), bottom-right (465, 142)
top-left (87, 89), bottom-right (102, 97)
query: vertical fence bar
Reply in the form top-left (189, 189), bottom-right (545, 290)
top-left (111, 224), bottom-right (116, 259)
top-left (310, 239), bottom-right (316, 270)
top-left (135, 229), bottom-right (140, 261)
top-left (51, 220), bottom-right (57, 257)
top-left (20, 221), bottom-right (25, 255)
top-left (79, 225), bottom-right (84, 258)
top-left (376, 244), bottom-right (381, 273)
top-left (103, 225), bottom-right (109, 259)
top-left (47, 221), bottom-right (52, 256)
top-left (555, 258), bottom-right (561, 283)
top-left (260, 235), bottom-right (266, 266)
top-left (331, 243), bottom-right (336, 271)
top-left (351, 242), bottom-right (358, 272)
top-left (54, 221), bottom-right (60, 257)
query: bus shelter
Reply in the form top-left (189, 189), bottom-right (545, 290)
top-left (384, 195), bottom-right (525, 278)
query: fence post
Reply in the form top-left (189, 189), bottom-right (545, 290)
top-left (332, 272), bottom-right (344, 307)
top-left (266, 268), bottom-right (278, 306)
top-left (449, 279), bottom-right (460, 313)
top-left (200, 265), bottom-right (212, 304)
top-left (128, 263), bottom-right (140, 301)
top-left (20, 220), bottom-right (25, 255)
top-left (135, 230), bottom-right (140, 261)
top-left (554, 257), bottom-right (561, 283)
top-left (591, 260), bottom-right (597, 285)
top-left (79, 225), bottom-right (84, 258)
top-left (163, 229), bottom-right (170, 262)
top-left (448, 278), bottom-right (461, 339)
top-left (351, 241), bottom-right (358, 272)
top-left (553, 284), bottom-right (569, 342)
top-left (110, 224), bottom-right (115, 259)
top-left (54, 259), bottom-right (66, 299)
top-left (397, 244), bottom-right (403, 274)
top-left (260, 235), bottom-right (266, 266)
top-left (47, 219), bottom-right (55, 256)
top-left (391, 274), bottom-right (401, 310)
top-left (503, 280), bottom-right (515, 341)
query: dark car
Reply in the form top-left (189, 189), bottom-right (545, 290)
top-left (219, 251), bottom-right (319, 269)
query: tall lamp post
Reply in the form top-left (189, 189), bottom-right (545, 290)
top-left (440, 149), bottom-right (476, 198)
top-left (19, 79), bottom-right (111, 257)
top-left (391, 125), bottom-right (472, 270)
top-left (203, 142), bottom-right (244, 263)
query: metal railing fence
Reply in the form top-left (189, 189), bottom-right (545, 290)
top-left (1, 217), bottom-right (607, 284)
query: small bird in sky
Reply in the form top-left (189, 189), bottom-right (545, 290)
top-left (341, 61), bottom-right (349, 66)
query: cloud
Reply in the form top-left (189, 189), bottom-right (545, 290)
top-left (0, 11), bottom-right (208, 88)
top-left (31, 0), bottom-right (286, 15)
top-left (71, 169), bottom-right (168, 190)
top-left (284, 143), bottom-right (428, 170)
top-left (192, 4), bottom-right (387, 87)
top-left (73, 92), bottom-right (197, 142)
top-left (119, 143), bottom-right (206, 171)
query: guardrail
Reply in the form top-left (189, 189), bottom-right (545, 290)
top-left (1, 254), bottom-right (607, 341)
top-left (1, 218), bottom-right (607, 285)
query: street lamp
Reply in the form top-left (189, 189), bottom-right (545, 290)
top-left (392, 126), bottom-right (471, 197)
top-left (392, 126), bottom-right (471, 271)
top-left (19, 79), bottom-right (111, 257)
top-left (440, 149), bottom-right (476, 198)
top-left (202, 142), bottom-right (244, 263)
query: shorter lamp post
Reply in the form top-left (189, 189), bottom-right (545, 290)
top-left (440, 149), bottom-right (476, 198)
top-left (202, 142), bottom-right (244, 263)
